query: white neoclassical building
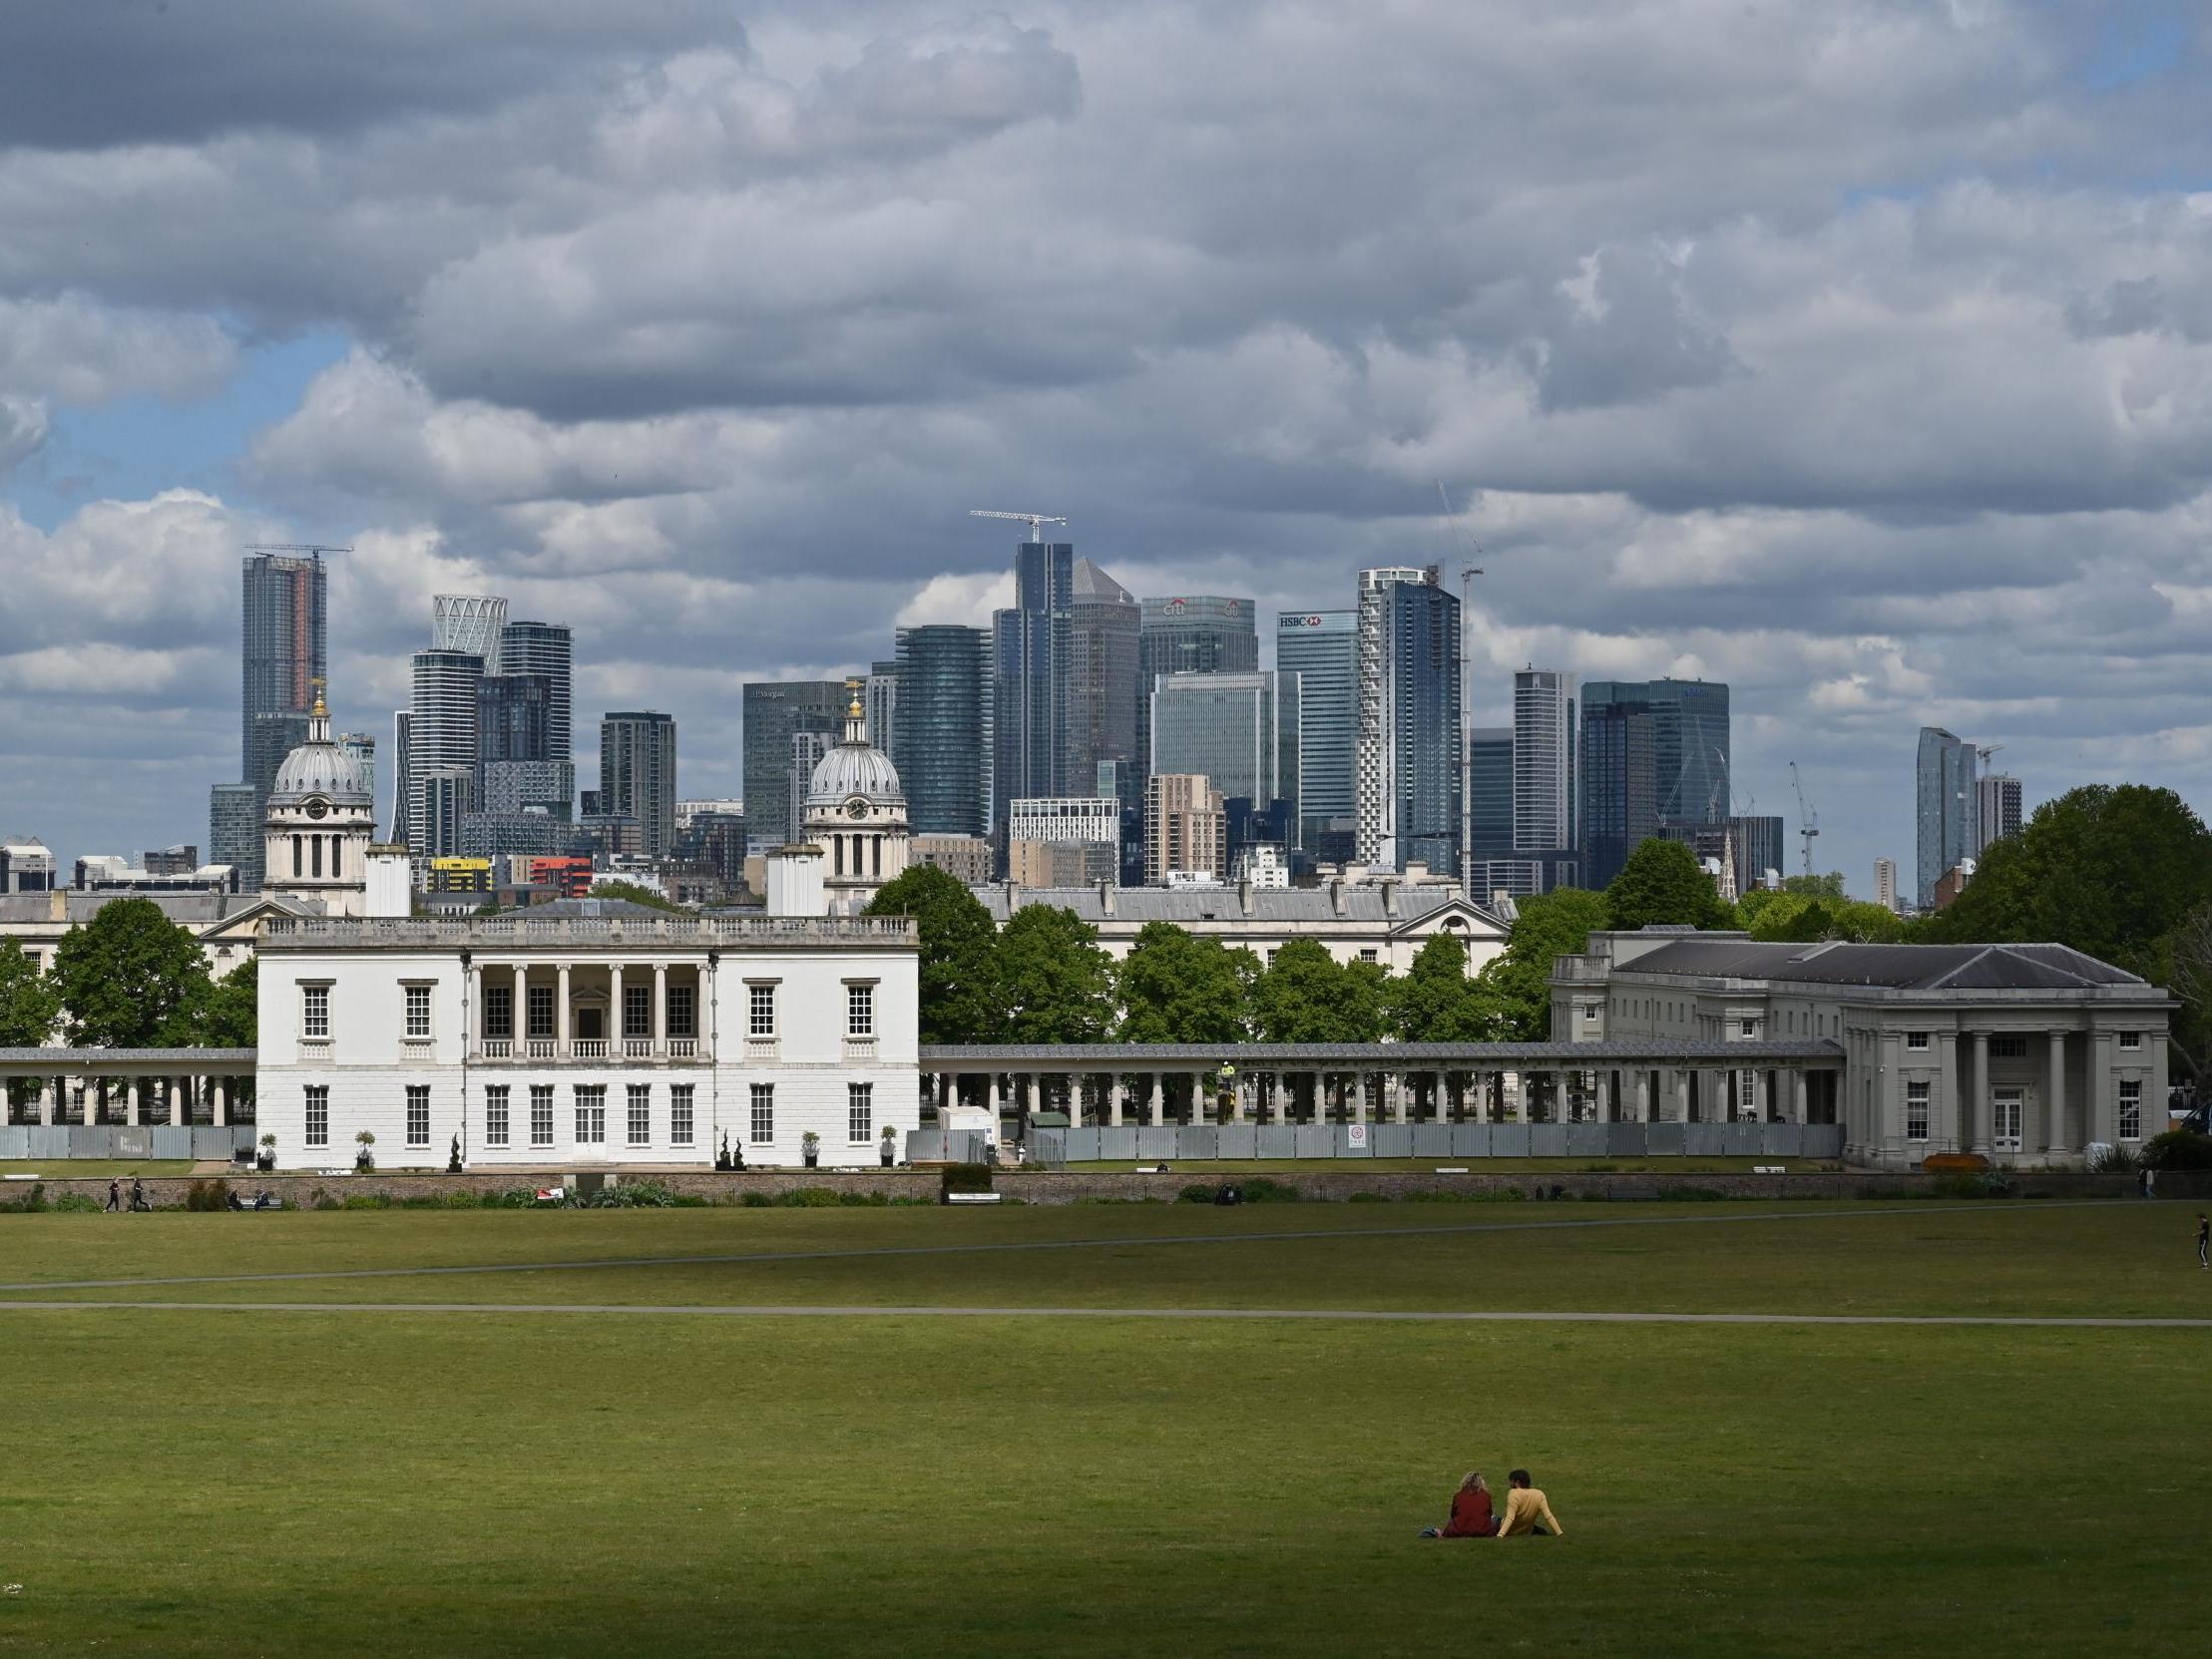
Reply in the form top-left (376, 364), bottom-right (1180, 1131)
top-left (254, 898), bottom-right (920, 1170)
top-left (800, 681), bottom-right (909, 915)
top-left (260, 681), bottom-right (380, 917)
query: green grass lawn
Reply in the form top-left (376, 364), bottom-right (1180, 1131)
top-left (0, 1159), bottom-right (198, 1177)
top-left (1064, 1155), bottom-right (1839, 1172)
top-left (1, 1202), bottom-right (2205, 1655)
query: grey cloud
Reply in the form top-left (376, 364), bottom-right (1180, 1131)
top-left (1533, 245), bottom-right (1738, 411)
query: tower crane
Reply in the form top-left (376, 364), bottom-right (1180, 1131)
top-left (1789, 760), bottom-right (1820, 880)
top-left (245, 542), bottom-right (352, 559)
top-left (1976, 742), bottom-right (2004, 776)
top-left (969, 510), bottom-right (1068, 540)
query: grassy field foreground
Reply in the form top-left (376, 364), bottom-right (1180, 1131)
top-left (1, 1202), bottom-right (2206, 1656)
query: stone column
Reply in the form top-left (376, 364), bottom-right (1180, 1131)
top-left (2046, 1028), bottom-right (2072, 1161)
top-left (1792, 1069), bottom-right (1808, 1125)
top-left (556, 963), bottom-right (572, 1054)
top-left (1108, 1078), bottom-right (1123, 1128)
top-left (124, 1079), bottom-right (140, 1125)
top-left (512, 963), bottom-right (527, 1043)
top-left (1969, 1031), bottom-right (1991, 1154)
top-left (2088, 1030), bottom-right (2115, 1149)
top-left (1149, 1073), bottom-right (1162, 1126)
top-left (654, 964), bottom-right (668, 1053)
top-left (610, 962), bottom-right (625, 1050)
top-left (215, 1078), bottom-right (229, 1127)
top-left (1393, 1072), bottom-right (1409, 1124)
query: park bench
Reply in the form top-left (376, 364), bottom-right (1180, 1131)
top-left (945, 1191), bottom-right (1002, 1205)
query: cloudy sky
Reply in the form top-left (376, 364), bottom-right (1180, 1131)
top-left (3, 0), bottom-right (2209, 897)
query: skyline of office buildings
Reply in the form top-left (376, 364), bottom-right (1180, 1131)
top-left (1354, 567), bottom-right (1461, 874)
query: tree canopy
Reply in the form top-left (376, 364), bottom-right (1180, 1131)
top-left (1115, 922), bottom-right (1254, 1043)
top-left (0, 940), bottom-right (61, 1047)
top-left (1738, 889), bottom-right (1904, 944)
top-left (866, 865), bottom-right (1001, 1044)
top-left (993, 904), bottom-right (1115, 1042)
top-left (1604, 837), bottom-right (1734, 932)
top-left (1914, 784), bottom-right (2212, 982)
top-left (1251, 939), bottom-right (1389, 1043)
top-left (1476, 887), bottom-right (1609, 1040)
top-left (1392, 933), bottom-right (1497, 1041)
top-left (587, 880), bottom-right (690, 914)
top-left (49, 899), bottom-right (217, 1047)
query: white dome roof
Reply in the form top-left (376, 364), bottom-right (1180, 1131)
top-left (807, 738), bottom-right (902, 807)
top-left (270, 738), bottom-right (372, 807)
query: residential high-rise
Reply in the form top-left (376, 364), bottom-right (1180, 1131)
top-left (991, 540), bottom-right (1075, 835)
top-left (1978, 774), bottom-right (2023, 855)
top-left (1277, 609), bottom-right (1356, 856)
top-left (496, 620), bottom-right (574, 767)
top-left (416, 766), bottom-right (474, 861)
top-left (1149, 670), bottom-right (1300, 847)
top-left (388, 710), bottom-right (412, 843)
top-left (1138, 596), bottom-right (1258, 778)
top-left (865, 659), bottom-right (899, 771)
top-left (787, 731), bottom-right (833, 843)
top-left (431, 595), bottom-right (507, 661)
top-left (1354, 568), bottom-right (1461, 873)
top-left (893, 625), bottom-right (992, 838)
top-left (1066, 559), bottom-right (1140, 810)
top-left (1916, 727), bottom-right (1979, 909)
top-left (743, 681), bottom-right (845, 854)
top-left (1144, 773), bottom-right (1226, 885)
top-left (407, 649), bottom-right (486, 855)
top-left (1874, 856), bottom-right (1899, 913)
top-left (336, 732), bottom-right (376, 820)
top-left (478, 673), bottom-right (553, 767)
top-left (1513, 668), bottom-right (1576, 856)
top-left (600, 711), bottom-right (677, 859)
top-left (1732, 815), bottom-right (1786, 895)
top-left (1468, 726), bottom-right (1514, 857)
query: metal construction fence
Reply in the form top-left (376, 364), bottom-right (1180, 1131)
top-left (0, 1126), bottom-right (257, 1162)
top-left (1012, 1121), bottom-right (1845, 1166)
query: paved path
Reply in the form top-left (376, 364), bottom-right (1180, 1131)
top-left (0, 1298), bottom-right (2204, 1328)
top-left (0, 1199), bottom-right (2140, 1296)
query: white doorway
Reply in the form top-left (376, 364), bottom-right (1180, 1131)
top-left (1992, 1088), bottom-right (2023, 1154)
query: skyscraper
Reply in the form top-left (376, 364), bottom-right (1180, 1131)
top-left (1916, 726), bottom-right (1979, 909)
top-left (1066, 559), bottom-right (1140, 810)
top-left (1581, 678), bottom-right (1731, 826)
top-left (222, 549), bottom-right (328, 885)
top-left (407, 648), bottom-right (486, 855)
top-left (865, 659), bottom-right (899, 771)
top-left (1514, 668), bottom-right (1576, 856)
top-left (477, 670), bottom-right (573, 823)
top-left (388, 710), bottom-right (412, 842)
top-left (1138, 596), bottom-right (1258, 777)
top-left (1149, 670), bottom-right (1300, 847)
top-left (1468, 726), bottom-right (1514, 856)
top-left (497, 620), bottom-right (574, 767)
top-left (1578, 697), bottom-right (1658, 889)
top-left (893, 625), bottom-right (992, 838)
top-left (1144, 773), bottom-right (1227, 885)
top-left (1978, 774), bottom-right (2023, 854)
top-left (431, 595), bottom-right (507, 661)
top-left (743, 681), bottom-right (845, 854)
top-left (991, 540), bottom-right (1075, 834)
top-left (600, 711), bottom-right (677, 858)
top-left (1875, 856), bottom-right (1899, 913)
top-left (1355, 567), bottom-right (1461, 873)
top-left (1277, 609), bottom-right (1355, 856)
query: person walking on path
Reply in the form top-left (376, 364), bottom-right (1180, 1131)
top-left (129, 1176), bottom-right (148, 1213)
top-left (104, 1179), bottom-right (120, 1213)
top-left (2196, 1212), bottom-right (2207, 1271)
top-left (1496, 1469), bottom-right (1565, 1538)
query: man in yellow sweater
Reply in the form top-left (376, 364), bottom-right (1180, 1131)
top-left (1495, 1468), bottom-right (1564, 1537)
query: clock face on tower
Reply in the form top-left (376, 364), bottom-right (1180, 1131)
top-left (845, 797), bottom-right (870, 820)
top-left (304, 800), bottom-right (328, 820)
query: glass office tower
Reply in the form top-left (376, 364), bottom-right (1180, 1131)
top-left (894, 625), bottom-right (992, 838)
top-left (1276, 609), bottom-right (1355, 855)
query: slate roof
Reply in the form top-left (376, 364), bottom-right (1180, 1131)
top-left (1616, 938), bottom-right (2147, 992)
top-left (972, 884), bottom-right (1507, 931)
top-left (0, 1047), bottom-right (257, 1065)
top-left (921, 1039), bottom-right (1842, 1065)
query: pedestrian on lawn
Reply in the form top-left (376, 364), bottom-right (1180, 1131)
top-left (1495, 1469), bottom-right (1565, 1538)
top-left (105, 1179), bottom-right (120, 1212)
top-left (2196, 1212), bottom-right (2207, 1271)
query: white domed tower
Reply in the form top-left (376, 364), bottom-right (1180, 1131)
top-left (803, 678), bottom-right (909, 914)
top-left (262, 678), bottom-right (377, 915)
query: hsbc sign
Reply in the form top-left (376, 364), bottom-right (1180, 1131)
top-left (1279, 615), bottom-right (1328, 628)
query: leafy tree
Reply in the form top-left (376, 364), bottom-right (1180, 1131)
top-left (1391, 933), bottom-right (1497, 1041)
top-left (1252, 939), bottom-right (1388, 1042)
top-left (1743, 891), bottom-right (1904, 945)
top-left (1781, 872), bottom-right (1847, 900)
top-left (993, 905), bottom-right (1114, 1042)
top-left (49, 898), bottom-right (216, 1047)
top-left (587, 880), bottom-right (690, 913)
top-left (193, 961), bottom-right (259, 1048)
top-left (0, 940), bottom-right (61, 1046)
top-left (1914, 785), bottom-right (2212, 984)
top-left (1475, 887), bottom-right (1609, 1040)
top-left (1115, 923), bottom-right (1253, 1044)
top-left (866, 865), bottom-right (1001, 1044)
top-left (1604, 838), bottom-right (1733, 932)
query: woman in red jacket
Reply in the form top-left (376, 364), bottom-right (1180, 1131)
top-left (1421, 1471), bottom-right (1497, 1538)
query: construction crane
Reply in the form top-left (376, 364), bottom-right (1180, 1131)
top-left (245, 543), bottom-right (352, 557)
top-left (969, 510), bottom-right (1068, 541)
top-left (1789, 760), bottom-right (1820, 880)
top-left (1976, 742), bottom-right (2005, 776)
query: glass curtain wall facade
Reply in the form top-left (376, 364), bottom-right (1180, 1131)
top-left (229, 550), bottom-right (328, 885)
top-left (1916, 726), bottom-right (1978, 908)
top-left (600, 711), bottom-right (677, 858)
top-left (1138, 596), bottom-right (1258, 779)
top-left (497, 621), bottom-right (574, 767)
top-left (407, 649), bottom-right (486, 855)
top-left (1355, 568), bottom-right (1461, 873)
top-left (1468, 726), bottom-right (1514, 858)
top-left (1066, 560), bottom-right (1139, 812)
top-left (742, 681), bottom-right (844, 855)
top-left (1513, 668), bottom-right (1575, 856)
top-left (1148, 670), bottom-right (1300, 849)
top-left (991, 542), bottom-right (1075, 840)
top-left (1578, 700), bottom-right (1659, 890)
top-left (893, 625), bottom-right (992, 838)
top-left (1277, 610), bottom-right (1355, 855)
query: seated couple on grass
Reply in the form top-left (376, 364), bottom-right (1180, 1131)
top-left (1420, 1468), bottom-right (1564, 1538)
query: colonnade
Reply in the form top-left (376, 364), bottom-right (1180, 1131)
top-left (3, 1072), bottom-right (247, 1127)
top-left (469, 959), bottom-right (705, 1060)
